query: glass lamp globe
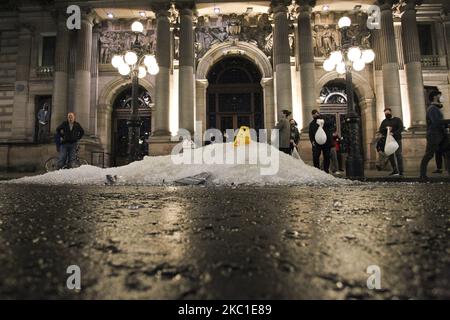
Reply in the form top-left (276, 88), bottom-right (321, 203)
top-left (361, 49), bottom-right (375, 63)
top-left (330, 51), bottom-right (343, 65)
top-left (338, 16), bottom-right (351, 29)
top-left (138, 66), bottom-right (147, 79)
top-left (347, 47), bottom-right (362, 62)
top-left (124, 51), bottom-right (138, 65)
top-left (323, 59), bottom-right (335, 72)
top-left (131, 21), bottom-right (144, 33)
top-left (111, 55), bottom-right (124, 68)
top-left (353, 59), bottom-right (366, 72)
top-left (118, 63), bottom-right (131, 76)
top-left (336, 62), bottom-right (346, 75)
top-left (148, 64), bottom-right (159, 75)
top-left (144, 55), bottom-right (157, 68)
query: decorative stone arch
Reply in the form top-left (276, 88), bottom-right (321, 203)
top-left (195, 41), bottom-right (275, 132)
top-left (316, 71), bottom-right (377, 163)
top-left (315, 71), bottom-right (375, 103)
top-left (97, 77), bottom-right (155, 153)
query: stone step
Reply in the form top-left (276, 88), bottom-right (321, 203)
top-left (0, 38), bottom-right (18, 47)
top-left (0, 61), bottom-right (16, 70)
top-left (0, 46), bottom-right (18, 54)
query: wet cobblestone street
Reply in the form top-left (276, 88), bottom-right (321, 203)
top-left (0, 183), bottom-right (449, 299)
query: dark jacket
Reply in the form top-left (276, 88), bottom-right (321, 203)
top-left (379, 116), bottom-right (404, 141)
top-left (426, 104), bottom-right (450, 145)
top-left (56, 121), bottom-right (84, 144)
top-left (290, 123), bottom-right (300, 145)
top-left (309, 115), bottom-right (334, 148)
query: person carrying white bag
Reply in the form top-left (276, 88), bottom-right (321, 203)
top-left (378, 108), bottom-right (404, 176)
top-left (309, 109), bottom-right (333, 173)
top-left (384, 127), bottom-right (399, 156)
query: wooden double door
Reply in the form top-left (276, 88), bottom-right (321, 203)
top-left (207, 84), bottom-right (264, 133)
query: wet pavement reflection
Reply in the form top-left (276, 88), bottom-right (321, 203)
top-left (0, 183), bottom-right (449, 299)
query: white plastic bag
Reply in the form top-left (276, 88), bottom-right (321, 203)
top-left (315, 119), bottom-right (327, 145)
top-left (384, 127), bottom-right (399, 156)
top-left (292, 147), bottom-right (301, 159)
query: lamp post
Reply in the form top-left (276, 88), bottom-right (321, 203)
top-left (322, 16), bottom-right (375, 178)
top-left (111, 21), bottom-right (159, 163)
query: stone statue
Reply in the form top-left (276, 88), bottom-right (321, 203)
top-left (312, 25), bottom-right (323, 57)
top-left (37, 102), bottom-right (50, 143)
top-left (322, 25), bottom-right (333, 54)
top-left (331, 25), bottom-right (341, 50)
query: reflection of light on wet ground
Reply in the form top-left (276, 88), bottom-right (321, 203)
top-left (0, 184), bottom-right (449, 299)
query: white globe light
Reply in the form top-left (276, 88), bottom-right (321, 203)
top-left (148, 64), bottom-right (159, 75)
top-left (338, 16), bottom-right (351, 29)
top-left (124, 51), bottom-right (138, 65)
top-left (111, 55), bottom-right (124, 69)
top-left (353, 59), bottom-right (366, 72)
top-left (138, 66), bottom-right (147, 79)
top-left (347, 47), bottom-right (362, 62)
top-left (323, 59), bottom-right (335, 72)
top-left (131, 21), bottom-right (144, 33)
top-left (144, 55), bottom-right (157, 68)
top-left (118, 64), bottom-right (131, 76)
top-left (361, 49), bottom-right (375, 63)
top-left (329, 51), bottom-right (343, 65)
top-left (336, 62), bottom-right (346, 75)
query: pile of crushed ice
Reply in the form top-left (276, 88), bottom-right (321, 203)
top-left (5, 143), bottom-right (349, 186)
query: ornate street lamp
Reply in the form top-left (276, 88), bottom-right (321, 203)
top-left (322, 16), bottom-right (375, 178)
top-left (111, 21), bottom-right (159, 163)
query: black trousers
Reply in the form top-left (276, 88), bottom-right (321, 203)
top-left (420, 133), bottom-right (450, 177)
top-left (279, 147), bottom-right (291, 155)
top-left (388, 139), bottom-right (404, 174)
top-left (313, 145), bottom-right (331, 173)
top-left (435, 151), bottom-right (443, 170)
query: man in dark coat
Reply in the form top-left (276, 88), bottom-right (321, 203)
top-left (378, 108), bottom-right (404, 176)
top-left (274, 109), bottom-right (292, 154)
top-left (420, 90), bottom-right (450, 179)
top-left (309, 109), bottom-right (334, 173)
top-left (56, 112), bottom-right (84, 169)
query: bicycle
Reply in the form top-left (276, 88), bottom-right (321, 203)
top-left (45, 145), bottom-right (88, 172)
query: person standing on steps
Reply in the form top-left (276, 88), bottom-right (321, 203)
top-left (289, 118), bottom-right (300, 155)
top-left (274, 109), bottom-right (292, 155)
top-left (55, 112), bottom-right (85, 169)
top-left (378, 108), bottom-right (404, 176)
top-left (420, 90), bottom-right (450, 180)
top-left (309, 109), bottom-right (333, 173)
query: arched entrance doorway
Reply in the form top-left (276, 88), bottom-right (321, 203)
top-left (111, 85), bottom-right (152, 166)
top-left (206, 56), bottom-right (264, 133)
top-left (319, 79), bottom-right (363, 156)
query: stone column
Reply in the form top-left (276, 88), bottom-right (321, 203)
top-left (378, 0), bottom-right (403, 118)
top-left (73, 10), bottom-right (93, 134)
top-left (297, 0), bottom-right (316, 130)
top-left (372, 28), bottom-right (386, 125)
top-left (153, 8), bottom-right (172, 137)
top-left (401, 0), bottom-right (426, 129)
top-left (195, 79), bottom-right (208, 137)
top-left (261, 78), bottom-right (275, 133)
top-left (89, 23), bottom-right (100, 136)
top-left (272, 1), bottom-right (293, 113)
top-left (51, 12), bottom-right (70, 133)
top-left (11, 25), bottom-right (32, 141)
top-left (178, 6), bottom-right (195, 134)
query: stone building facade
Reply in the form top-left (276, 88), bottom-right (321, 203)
top-left (0, 0), bottom-right (449, 171)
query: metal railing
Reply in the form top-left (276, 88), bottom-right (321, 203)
top-left (36, 66), bottom-right (54, 77)
top-left (421, 55), bottom-right (447, 68)
top-left (90, 151), bottom-right (111, 168)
